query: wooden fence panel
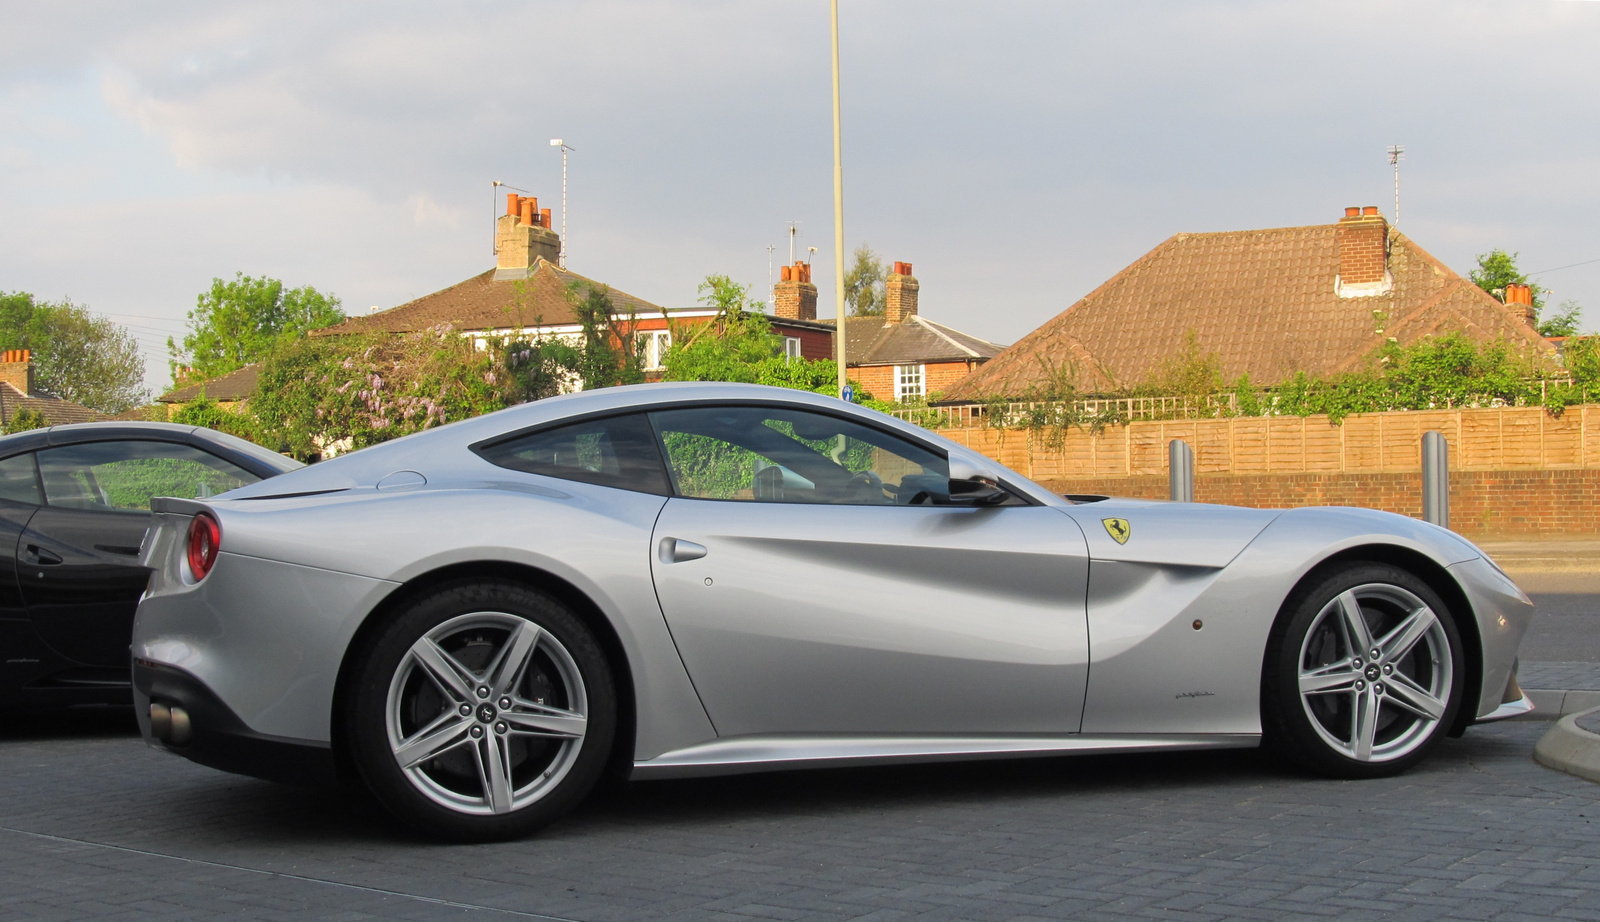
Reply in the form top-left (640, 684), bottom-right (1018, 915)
top-left (936, 404), bottom-right (1600, 479)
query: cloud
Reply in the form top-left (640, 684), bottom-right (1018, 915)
top-left (3, 0), bottom-right (1600, 383)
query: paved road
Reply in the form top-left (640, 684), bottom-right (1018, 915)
top-left (1518, 572), bottom-right (1600, 663)
top-left (2, 709), bottom-right (1599, 921)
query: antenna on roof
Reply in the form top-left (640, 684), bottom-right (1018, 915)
top-left (1387, 145), bottom-right (1405, 226)
top-left (767, 245), bottom-right (776, 306)
top-left (786, 221), bottom-right (801, 263)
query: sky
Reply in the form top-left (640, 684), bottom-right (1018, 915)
top-left (4, 0), bottom-right (1600, 394)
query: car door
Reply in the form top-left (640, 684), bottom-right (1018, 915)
top-left (20, 438), bottom-right (262, 669)
top-left (0, 451), bottom-right (45, 688)
top-left (646, 403), bottom-right (1091, 738)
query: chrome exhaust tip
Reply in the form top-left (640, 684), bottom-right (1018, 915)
top-left (149, 702), bottom-right (170, 740)
top-left (149, 702), bottom-right (192, 745)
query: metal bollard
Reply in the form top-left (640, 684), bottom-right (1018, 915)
top-left (1169, 439), bottom-right (1194, 502)
top-left (1422, 430), bottom-right (1449, 527)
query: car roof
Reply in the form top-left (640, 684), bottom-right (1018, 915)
top-left (0, 421), bottom-right (302, 478)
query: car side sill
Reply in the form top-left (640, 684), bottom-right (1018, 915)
top-left (631, 733), bottom-right (1260, 780)
top-left (1475, 692), bottom-right (1535, 723)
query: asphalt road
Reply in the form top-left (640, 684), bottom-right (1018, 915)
top-left (3, 712), bottom-right (1599, 921)
top-left (1514, 572), bottom-right (1600, 663)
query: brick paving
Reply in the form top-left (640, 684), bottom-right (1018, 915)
top-left (2, 708), bottom-right (1599, 921)
top-left (1521, 662), bottom-right (1600, 691)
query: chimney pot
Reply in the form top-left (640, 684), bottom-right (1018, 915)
top-left (519, 198), bottom-right (534, 226)
top-left (540, 208), bottom-right (551, 229)
top-left (1362, 205), bottom-right (1379, 216)
top-left (507, 193), bottom-right (520, 216)
top-left (1345, 206), bottom-right (1361, 218)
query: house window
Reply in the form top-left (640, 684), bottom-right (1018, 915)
top-left (894, 364), bottom-right (925, 402)
top-left (784, 337), bottom-right (802, 362)
top-left (636, 330), bottom-right (672, 371)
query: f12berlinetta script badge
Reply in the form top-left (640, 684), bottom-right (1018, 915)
top-left (1102, 517), bottom-right (1131, 544)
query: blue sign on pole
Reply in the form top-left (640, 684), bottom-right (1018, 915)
top-left (841, 384), bottom-right (854, 403)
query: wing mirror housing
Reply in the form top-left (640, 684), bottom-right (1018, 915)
top-left (947, 456), bottom-right (1010, 505)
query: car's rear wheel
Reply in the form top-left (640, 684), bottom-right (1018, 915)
top-left (346, 580), bottom-right (615, 841)
top-left (1262, 563), bottom-right (1464, 778)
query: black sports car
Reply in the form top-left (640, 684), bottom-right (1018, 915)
top-left (0, 422), bottom-right (300, 711)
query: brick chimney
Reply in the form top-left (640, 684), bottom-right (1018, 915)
top-left (773, 261), bottom-right (818, 320)
top-left (1505, 283), bottom-right (1538, 325)
top-left (0, 349), bottom-right (33, 396)
top-left (885, 261), bottom-right (919, 323)
top-left (1335, 205), bottom-right (1392, 297)
top-left (494, 193), bottom-right (561, 279)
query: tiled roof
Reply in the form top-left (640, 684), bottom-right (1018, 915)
top-left (821, 315), bottom-right (1005, 366)
top-left (314, 258), bottom-right (665, 337)
top-left (158, 364), bottom-right (259, 403)
top-left (941, 224), bottom-right (1553, 401)
top-left (0, 383), bottom-right (102, 425)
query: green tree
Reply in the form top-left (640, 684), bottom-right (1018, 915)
top-left (558, 283), bottom-right (644, 391)
top-left (663, 274), bottom-right (865, 398)
top-left (0, 292), bottom-right (147, 414)
top-left (169, 273), bottom-right (344, 384)
top-left (3, 407), bottom-right (49, 434)
top-left (1470, 249), bottom-right (1542, 307)
top-left (843, 243), bottom-right (886, 316)
top-left (1469, 249), bottom-right (1582, 337)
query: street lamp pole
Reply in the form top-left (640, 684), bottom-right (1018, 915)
top-left (829, 0), bottom-right (848, 400)
top-left (550, 139), bottom-right (574, 267)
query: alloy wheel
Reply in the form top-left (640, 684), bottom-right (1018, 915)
top-left (384, 610), bottom-right (588, 815)
top-left (1296, 582), bottom-right (1453, 763)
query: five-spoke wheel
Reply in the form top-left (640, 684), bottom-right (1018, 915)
top-left (1264, 563), bottom-right (1463, 777)
top-left (347, 581), bottom-right (614, 840)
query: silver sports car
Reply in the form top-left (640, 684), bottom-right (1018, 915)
top-left (133, 382), bottom-right (1535, 841)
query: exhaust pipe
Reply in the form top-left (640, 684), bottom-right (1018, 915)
top-left (148, 702), bottom-right (192, 745)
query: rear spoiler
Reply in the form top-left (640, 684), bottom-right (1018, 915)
top-left (151, 496), bottom-right (213, 516)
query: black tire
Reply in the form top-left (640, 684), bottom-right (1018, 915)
top-left (345, 580), bottom-right (616, 841)
top-left (1262, 563), bottom-right (1465, 779)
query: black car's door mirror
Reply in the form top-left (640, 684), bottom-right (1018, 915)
top-left (947, 457), bottom-right (1010, 505)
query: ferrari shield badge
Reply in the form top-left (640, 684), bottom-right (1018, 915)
top-left (1102, 517), bottom-right (1131, 545)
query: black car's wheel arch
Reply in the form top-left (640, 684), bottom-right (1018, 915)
top-left (1263, 543), bottom-right (1483, 739)
top-left (329, 561), bottom-right (637, 784)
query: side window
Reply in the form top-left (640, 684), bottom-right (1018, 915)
top-left (474, 413), bottom-right (670, 495)
top-left (36, 441), bottom-right (263, 512)
top-left (0, 453), bottom-right (41, 506)
top-left (648, 405), bottom-right (950, 505)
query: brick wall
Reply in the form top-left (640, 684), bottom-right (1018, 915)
top-left (1038, 469), bottom-right (1600, 539)
top-left (935, 404), bottom-right (1600, 538)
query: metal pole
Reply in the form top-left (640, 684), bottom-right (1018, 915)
top-left (1168, 439), bottom-right (1194, 503)
top-left (1388, 144), bottom-right (1404, 227)
top-left (560, 145), bottom-right (569, 267)
top-left (1422, 430), bottom-right (1448, 527)
top-left (829, 0), bottom-right (848, 400)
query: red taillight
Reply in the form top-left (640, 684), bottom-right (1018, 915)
top-left (187, 513), bottom-right (220, 581)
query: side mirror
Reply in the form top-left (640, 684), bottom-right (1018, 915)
top-left (947, 456), bottom-right (1010, 505)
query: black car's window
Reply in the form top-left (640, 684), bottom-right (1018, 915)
top-left (37, 440), bottom-right (263, 512)
top-left (0, 453), bottom-right (41, 506)
top-left (648, 406), bottom-right (949, 505)
top-left (476, 413), bottom-right (670, 495)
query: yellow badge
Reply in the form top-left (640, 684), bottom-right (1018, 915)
top-left (1102, 517), bottom-right (1131, 544)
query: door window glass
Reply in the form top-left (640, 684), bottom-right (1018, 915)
top-left (474, 413), bottom-right (670, 495)
top-left (649, 405), bottom-right (950, 505)
top-left (0, 453), bottom-right (41, 505)
top-left (37, 441), bottom-right (262, 511)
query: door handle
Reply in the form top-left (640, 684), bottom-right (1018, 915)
top-left (26, 545), bottom-right (63, 566)
top-left (657, 537), bottom-right (708, 564)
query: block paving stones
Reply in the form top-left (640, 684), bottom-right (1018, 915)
top-left (2, 706), bottom-right (1599, 921)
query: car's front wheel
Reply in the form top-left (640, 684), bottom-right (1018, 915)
top-left (1263, 563), bottom-right (1464, 778)
top-left (346, 580), bottom-right (615, 841)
